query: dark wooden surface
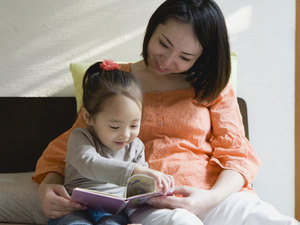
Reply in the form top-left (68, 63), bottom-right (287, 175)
top-left (0, 97), bottom-right (77, 173)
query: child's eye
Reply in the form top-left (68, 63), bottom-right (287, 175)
top-left (159, 40), bottom-right (168, 49)
top-left (131, 125), bottom-right (139, 129)
top-left (109, 126), bottom-right (119, 130)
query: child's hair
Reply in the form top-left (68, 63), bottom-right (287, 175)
top-left (82, 61), bottom-right (143, 117)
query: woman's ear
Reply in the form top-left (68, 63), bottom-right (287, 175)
top-left (82, 107), bottom-right (93, 126)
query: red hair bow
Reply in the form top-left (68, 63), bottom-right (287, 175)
top-left (100, 59), bottom-right (120, 71)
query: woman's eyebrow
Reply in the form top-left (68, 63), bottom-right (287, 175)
top-left (161, 34), bottom-right (196, 56)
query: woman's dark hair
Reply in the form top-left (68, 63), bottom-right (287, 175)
top-left (142, 0), bottom-right (231, 103)
top-left (82, 62), bottom-right (143, 117)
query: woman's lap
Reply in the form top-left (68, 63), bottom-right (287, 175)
top-left (48, 193), bottom-right (299, 225)
top-left (130, 192), bottom-right (299, 225)
top-left (202, 192), bottom-right (299, 225)
top-left (129, 206), bottom-right (203, 225)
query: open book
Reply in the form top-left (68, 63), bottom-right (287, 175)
top-left (71, 174), bottom-right (173, 214)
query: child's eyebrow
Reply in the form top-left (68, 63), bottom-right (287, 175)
top-left (109, 118), bottom-right (140, 123)
top-left (131, 119), bottom-right (140, 122)
top-left (109, 119), bottom-right (122, 123)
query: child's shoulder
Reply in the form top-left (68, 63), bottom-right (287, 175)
top-left (70, 127), bottom-right (93, 140)
top-left (131, 137), bottom-right (144, 150)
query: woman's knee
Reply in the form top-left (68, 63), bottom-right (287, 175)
top-left (169, 208), bottom-right (203, 225)
top-left (129, 207), bottom-right (203, 225)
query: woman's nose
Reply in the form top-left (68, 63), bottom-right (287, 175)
top-left (161, 51), bottom-right (176, 68)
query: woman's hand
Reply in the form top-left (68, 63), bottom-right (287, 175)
top-left (146, 186), bottom-right (218, 217)
top-left (146, 170), bottom-right (245, 217)
top-left (37, 173), bottom-right (86, 219)
top-left (133, 165), bottom-right (175, 195)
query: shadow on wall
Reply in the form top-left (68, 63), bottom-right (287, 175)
top-left (0, 0), bottom-right (164, 96)
top-left (0, 0), bottom-right (259, 97)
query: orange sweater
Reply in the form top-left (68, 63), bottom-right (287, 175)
top-left (33, 63), bottom-right (260, 191)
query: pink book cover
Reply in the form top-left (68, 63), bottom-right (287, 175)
top-left (71, 188), bottom-right (128, 214)
top-left (71, 188), bottom-right (165, 214)
top-left (71, 174), bottom-right (173, 214)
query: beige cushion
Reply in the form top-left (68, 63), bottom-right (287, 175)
top-left (0, 172), bottom-right (47, 224)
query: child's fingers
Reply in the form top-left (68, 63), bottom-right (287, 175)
top-left (155, 175), bottom-right (163, 190)
top-left (163, 175), bottom-right (174, 189)
top-left (168, 175), bottom-right (175, 189)
top-left (160, 177), bottom-right (169, 195)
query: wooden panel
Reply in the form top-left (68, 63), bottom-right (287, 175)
top-left (296, 0), bottom-right (300, 220)
top-left (0, 97), bottom-right (77, 173)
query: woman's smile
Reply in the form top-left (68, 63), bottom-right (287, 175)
top-left (155, 59), bottom-right (169, 73)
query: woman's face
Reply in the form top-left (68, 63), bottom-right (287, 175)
top-left (147, 19), bottom-right (203, 76)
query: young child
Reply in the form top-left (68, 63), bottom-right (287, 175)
top-left (48, 60), bottom-right (174, 225)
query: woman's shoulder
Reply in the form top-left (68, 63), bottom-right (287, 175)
top-left (119, 62), bottom-right (131, 72)
top-left (206, 82), bottom-right (236, 107)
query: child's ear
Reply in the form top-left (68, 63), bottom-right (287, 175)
top-left (82, 107), bottom-right (93, 126)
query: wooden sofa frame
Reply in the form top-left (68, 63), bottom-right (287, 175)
top-left (0, 97), bottom-right (248, 173)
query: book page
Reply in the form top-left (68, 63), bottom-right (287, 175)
top-left (125, 174), bottom-right (157, 198)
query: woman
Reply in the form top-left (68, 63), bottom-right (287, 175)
top-left (34, 0), bottom-right (299, 224)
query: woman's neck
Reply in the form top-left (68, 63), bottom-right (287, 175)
top-left (130, 60), bottom-right (191, 92)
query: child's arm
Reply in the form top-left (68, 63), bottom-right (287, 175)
top-left (66, 129), bottom-right (136, 186)
top-left (132, 165), bottom-right (175, 195)
top-left (131, 138), bottom-right (174, 195)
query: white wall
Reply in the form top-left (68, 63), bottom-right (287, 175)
top-left (218, 0), bottom-right (295, 217)
top-left (0, 0), bottom-right (295, 217)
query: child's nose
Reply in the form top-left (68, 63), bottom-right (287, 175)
top-left (120, 128), bottom-right (130, 139)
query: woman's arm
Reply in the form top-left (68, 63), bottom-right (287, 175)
top-left (208, 84), bottom-right (260, 188)
top-left (147, 169), bottom-right (243, 217)
top-left (38, 172), bottom-right (86, 219)
top-left (33, 110), bottom-right (87, 183)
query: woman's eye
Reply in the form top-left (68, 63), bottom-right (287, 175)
top-left (159, 40), bottom-right (168, 48)
top-left (181, 56), bottom-right (190, 62)
top-left (109, 126), bottom-right (119, 130)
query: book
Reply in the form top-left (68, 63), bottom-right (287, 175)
top-left (71, 174), bottom-right (173, 214)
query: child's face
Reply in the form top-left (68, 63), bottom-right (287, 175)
top-left (89, 95), bottom-right (142, 151)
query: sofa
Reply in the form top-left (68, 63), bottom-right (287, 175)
top-left (0, 95), bottom-right (249, 225)
top-left (0, 97), bottom-right (77, 224)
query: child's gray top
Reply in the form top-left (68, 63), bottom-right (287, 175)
top-left (64, 127), bottom-right (147, 197)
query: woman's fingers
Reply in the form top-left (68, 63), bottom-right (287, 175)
top-left (171, 185), bottom-right (193, 196)
top-left (147, 194), bottom-right (185, 209)
top-left (147, 186), bottom-right (196, 209)
top-left (39, 184), bottom-right (86, 219)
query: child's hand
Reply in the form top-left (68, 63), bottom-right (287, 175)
top-left (133, 165), bottom-right (175, 195)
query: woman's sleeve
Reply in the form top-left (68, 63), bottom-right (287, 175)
top-left (32, 110), bottom-right (87, 184)
top-left (209, 84), bottom-right (261, 188)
